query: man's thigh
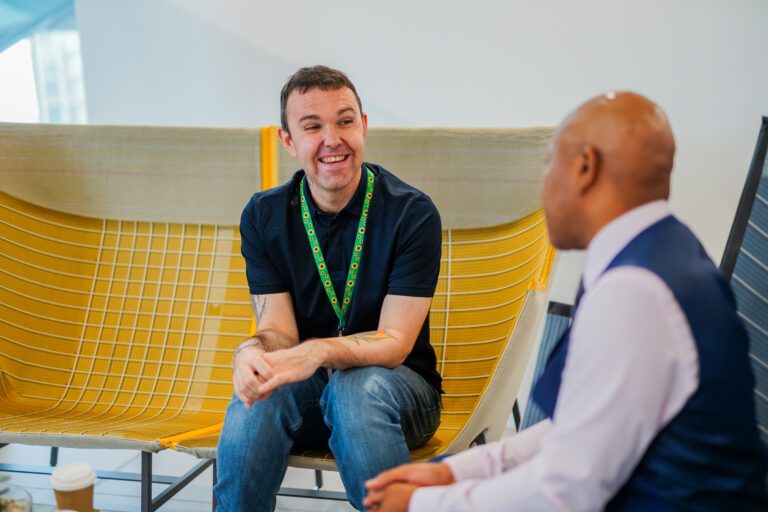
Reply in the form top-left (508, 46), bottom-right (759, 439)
top-left (321, 365), bottom-right (441, 447)
top-left (222, 367), bottom-right (329, 436)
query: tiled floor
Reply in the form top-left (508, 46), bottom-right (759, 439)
top-left (0, 444), bottom-right (354, 511)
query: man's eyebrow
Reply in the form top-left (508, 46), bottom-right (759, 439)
top-left (298, 114), bottom-right (320, 124)
top-left (298, 108), bottom-right (356, 124)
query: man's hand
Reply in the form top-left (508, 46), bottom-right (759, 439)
top-left (233, 344), bottom-right (274, 408)
top-left (363, 463), bottom-right (455, 511)
top-left (363, 483), bottom-right (418, 512)
top-left (365, 462), bottom-right (455, 491)
top-left (257, 341), bottom-right (325, 395)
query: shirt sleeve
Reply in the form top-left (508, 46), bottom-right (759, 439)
top-left (240, 197), bottom-right (289, 295)
top-left (410, 267), bottom-right (699, 511)
top-left (387, 196), bottom-right (442, 297)
top-left (444, 419), bottom-right (552, 481)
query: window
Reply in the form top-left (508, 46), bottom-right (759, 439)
top-left (0, 38), bottom-right (40, 123)
top-left (0, 1), bottom-right (86, 124)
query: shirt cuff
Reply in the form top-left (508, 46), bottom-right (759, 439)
top-left (247, 284), bottom-right (288, 294)
top-left (444, 449), bottom-right (494, 482)
top-left (409, 483), bottom-right (468, 512)
top-left (387, 285), bottom-right (436, 297)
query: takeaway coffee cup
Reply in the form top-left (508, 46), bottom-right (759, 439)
top-left (50, 463), bottom-right (96, 512)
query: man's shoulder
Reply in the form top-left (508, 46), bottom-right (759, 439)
top-left (240, 171), bottom-right (303, 231)
top-left (242, 171), bottom-right (302, 220)
top-left (367, 163), bottom-right (437, 210)
top-left (249, 171), bottom-right (301, 206)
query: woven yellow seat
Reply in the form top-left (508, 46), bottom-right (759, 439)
top-left (0, 121), bottom-right (555, 480)
top-left (0, 191), bottom-right (252, 450)
top-left (170, 210), bottom-right (555, 469)
top-left (0, 122), bottom-right (268, 454)
top-left (168, 127), bottom-right (557, 470)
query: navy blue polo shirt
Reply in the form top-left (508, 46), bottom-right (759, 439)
top-left (240, 163), bottom-right (442, 392)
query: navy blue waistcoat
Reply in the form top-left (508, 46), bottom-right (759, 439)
top-left (532, 215), bottom-right (768, 510)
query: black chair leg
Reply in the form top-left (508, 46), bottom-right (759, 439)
top-left (212, 459), bottom-right (218, 512)
top-left (141, 451), bottom-right (152, 512)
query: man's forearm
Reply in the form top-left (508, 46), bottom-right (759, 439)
top-left (250, 328), bottom-right (299, 352)
top-left (307, 330), bottom-right (409, 370)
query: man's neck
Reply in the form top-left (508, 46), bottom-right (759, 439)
top-left (307, 171), bottom-right (362, 214)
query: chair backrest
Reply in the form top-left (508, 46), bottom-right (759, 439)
top-left (0, 122), bottom-right (264, 224)
top-left (720, 116), bottom-right (768, 445)
top-left (279, 127), bottom-right (553, 228)
top-left (0, 123), bottom-right (260, 446)
top-left (418, 209), bottom-right (554, 457)
top-left (0, 191), bottom-right (251, 427)
top-left (0, 123), bottom-right (555, 453)
top-left (519, 302), bottom-right (572, 430)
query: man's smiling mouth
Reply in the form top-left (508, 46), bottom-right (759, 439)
top-left (319, 155), bottom-right (349, 164)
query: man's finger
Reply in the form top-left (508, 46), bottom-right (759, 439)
top-left (235, 366), bottom-right (267, 405)
top-left (233, 369), bottom-right (248, 402)
top-left (363, 489), bottom-right (383, 510)
top-left (365, 465), bottom-right (410, 491)
top-left (258, 373), bottom-right (285, 395)
top-left (246, 352), bottom-right (274, 380)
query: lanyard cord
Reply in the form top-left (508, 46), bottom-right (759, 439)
top-left (299, 167), bottom-right (375, 335)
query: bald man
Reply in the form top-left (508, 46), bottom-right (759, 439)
top-left (364, 92), bottom-right (768, 511)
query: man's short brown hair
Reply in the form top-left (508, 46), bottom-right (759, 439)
top-left (280, 65), bottom-right (363, 133)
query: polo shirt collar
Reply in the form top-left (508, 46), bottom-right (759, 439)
top-left (302, 165), bottom-right (367, 217)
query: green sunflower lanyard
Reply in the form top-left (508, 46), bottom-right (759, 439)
top-left (299, 167), bottom-right (375, 336)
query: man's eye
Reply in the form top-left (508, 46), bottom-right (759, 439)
top-left (339, 118), bottom-right (353, 126)
top-left (303, 125), bottom-right (320, 131)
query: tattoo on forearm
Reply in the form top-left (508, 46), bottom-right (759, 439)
top-left (346, 330), bottom-right (394, 347)
top-left (347, 334), bottom-right (370, 347)
top-left (251, 295), bottom-right (267, 324)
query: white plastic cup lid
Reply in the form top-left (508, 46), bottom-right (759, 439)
top-left (50, 463), bottom-right (96, 491)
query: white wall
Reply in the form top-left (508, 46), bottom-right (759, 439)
top-left (75, 0), bottom-right (768, 302)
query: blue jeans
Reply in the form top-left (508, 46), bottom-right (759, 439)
top-left (215, 365), bottom-right (441, 511)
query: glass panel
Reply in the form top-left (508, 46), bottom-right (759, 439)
top-left (0, 38), bottom-right (39, 122)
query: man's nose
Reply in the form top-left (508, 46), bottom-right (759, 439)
top-left (322, 125), bottom-right (342, 147)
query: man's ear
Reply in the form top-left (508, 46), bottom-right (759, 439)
top-left (362, 112), bottom-right (368, 137)
top-left (575, 145), bottom-right (600, 195)
top-left (277, 127), bottom-right (297, 157)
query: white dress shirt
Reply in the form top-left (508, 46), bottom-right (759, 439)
top-left (410, 200), bottom-right (700, 511)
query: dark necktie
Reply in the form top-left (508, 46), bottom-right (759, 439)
top-left (572, 278), bottom-right (585, 317)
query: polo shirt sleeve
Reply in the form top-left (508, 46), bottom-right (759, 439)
top-left (240, 197), bottom-right (289, 295)
top-left (388, 196), bottom-right (442, 297)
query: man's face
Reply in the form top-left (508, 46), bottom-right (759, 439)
top-left (541, 128), bottom-right (585, 250)
top-left (279, 87), bottom-right (367, 195)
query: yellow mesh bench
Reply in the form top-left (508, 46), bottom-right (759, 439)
top-left (168, 211), bottom-right (555, 473)
top-left (0, 122), bottom-right (266, 511)
top-left (167, 127), bottom-right (557, 482)
top-left (0, 191), bottom-right (252, 449)
top-left (0, 122), bottom-right (555, 504)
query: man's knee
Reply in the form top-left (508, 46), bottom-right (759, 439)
top-left (223, 380), bottom-right (311, 435)
top-left (322, 366), bottom-right (400, 427)
top-left (329, 366), bottom-right (396, 399)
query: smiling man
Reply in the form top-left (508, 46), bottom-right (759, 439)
top-left (214, 66), bottom-right (443, 511)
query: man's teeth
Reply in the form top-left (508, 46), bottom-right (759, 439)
top-left (320, 155), bottom-right (347, 163)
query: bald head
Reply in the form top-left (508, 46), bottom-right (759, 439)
top-left (542, 92), bottom-right (676, 250)
top-left (560, 91), bottom-right (675, 204)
